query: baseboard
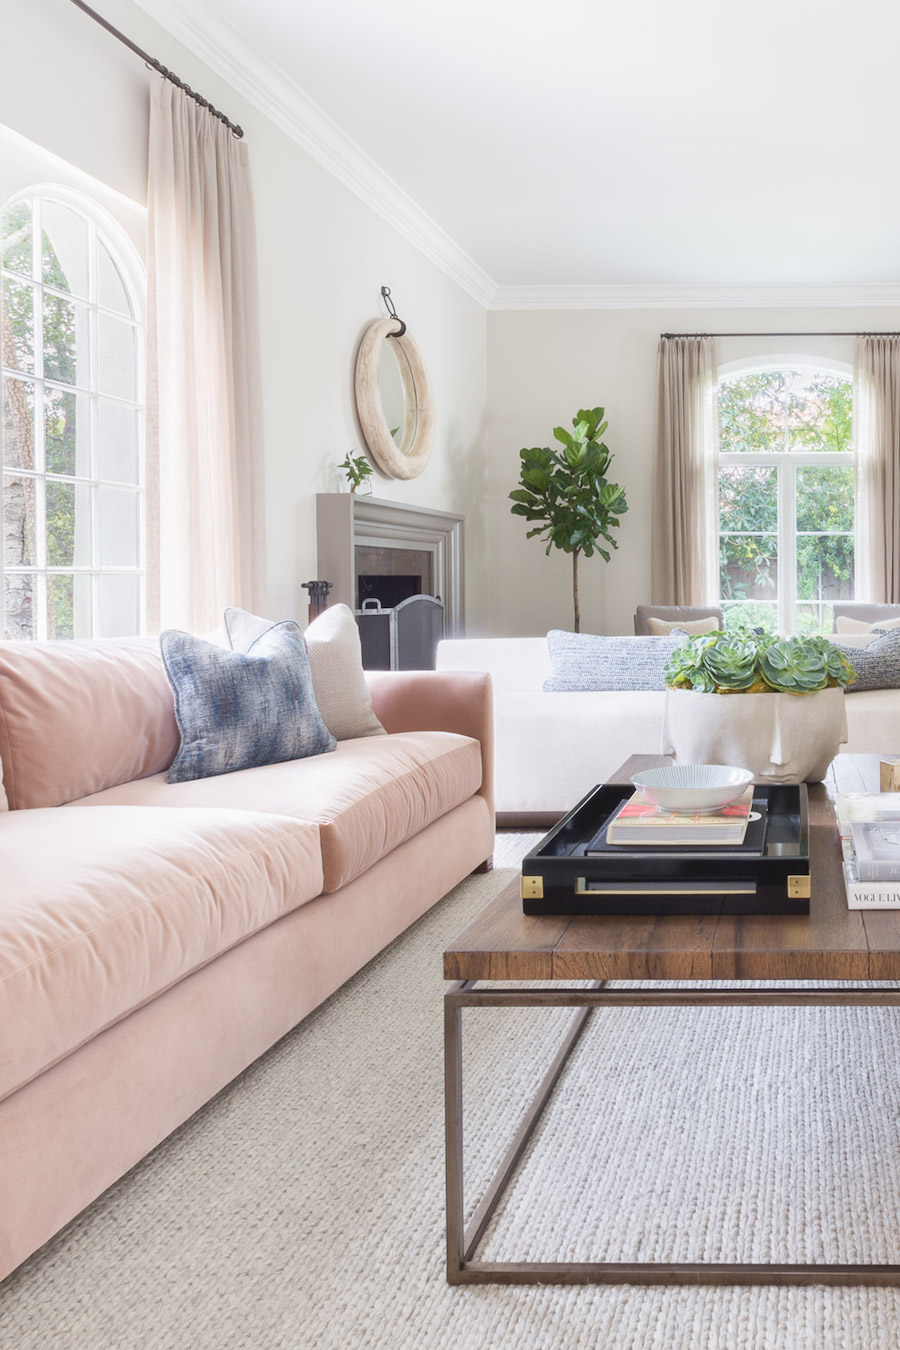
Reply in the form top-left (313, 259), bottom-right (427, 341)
top-left (496, 812), bottom-right (563, 830)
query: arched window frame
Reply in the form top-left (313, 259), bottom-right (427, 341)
top-left (0, 183), bottom-right (146, 640)
top-left (717, 354), bottom-right (855, 637)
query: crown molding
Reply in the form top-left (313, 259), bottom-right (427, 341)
top-left (131, 0), bottom-right (496, 307)
top-left (490, 283), bottom-right (900, 310)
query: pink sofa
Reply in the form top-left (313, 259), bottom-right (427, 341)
top-left (0, 637), bottom-right (494, 1281)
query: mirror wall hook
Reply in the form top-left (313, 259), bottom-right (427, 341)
top-left (380, 285), bottom-right (406, 338)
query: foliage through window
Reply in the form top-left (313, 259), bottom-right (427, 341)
top-left (1, 192), bottom-right (143, 640)
top-left (718, 367), bottom-right (854, 636)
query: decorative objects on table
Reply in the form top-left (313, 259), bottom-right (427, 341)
top-left (338, 452), bottom-right (373, 494)
top-left (606, 785), bottom-right (754, 845)
top-left (630, 763), bottom-right (754, 813)
top-left (509, 406), bottom-right (628, 632)
top-left (881, 758), bottom-right (900, 792)
top-left (354, 286), bottom-right (434, 480)
top-left (836, 791), bottom-right (900, 906)
top-left (661, 631), bottom-right (857, 784)
top-left (519, 780), bottom-right (810, 916)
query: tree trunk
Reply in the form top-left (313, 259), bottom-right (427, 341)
top-left (572, 549), bottom-right (580, 633)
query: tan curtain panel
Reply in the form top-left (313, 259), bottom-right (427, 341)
top-left (146, 80), bottom-right (265, 634)
top-left (651, 336), bottom-right (719, 605)
top-left (854, 335), bottom-right (900, 604)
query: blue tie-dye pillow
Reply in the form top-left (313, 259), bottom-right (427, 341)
top-left (160, 621), bottom-right (336, 784)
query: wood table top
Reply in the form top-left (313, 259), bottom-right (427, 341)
top-left (444, 754), bottom-right (900, 984)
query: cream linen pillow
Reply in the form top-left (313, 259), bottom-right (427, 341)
top-left (647, 615), bottom-right (719, 636)
top-left (835, 615), bottom-right (900, 634)
top-left (224, 604), bottom-right (385, 740)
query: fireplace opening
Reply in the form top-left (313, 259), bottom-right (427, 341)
top-left (357, 574), bottom-right (422, 610)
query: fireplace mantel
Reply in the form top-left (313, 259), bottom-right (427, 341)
top-left (315, 495), bottom-right (465, 636)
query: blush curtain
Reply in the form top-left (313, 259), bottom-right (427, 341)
top-left (146, 79), bottom-right (265, 634)
top-left (651, 336), bottom-right (719, 605)
top-left (854, 335), bottom-right (900, 603)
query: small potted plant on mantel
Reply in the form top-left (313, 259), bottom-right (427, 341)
top-left (661, 630), bottom-right (857, 783)
top-left (339, 451), bottom-right (373, 494)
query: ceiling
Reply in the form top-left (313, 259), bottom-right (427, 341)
top-left (134, 0), bottom-right (900, 300)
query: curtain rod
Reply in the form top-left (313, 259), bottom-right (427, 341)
top-left (68, 0), bottom-right (244, 138)
top-left (661, 331), bottom-right (900, 339)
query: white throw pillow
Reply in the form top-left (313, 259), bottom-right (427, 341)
top-left (647, 615), bottom-right (719, 636)
top-left (224, 604), bottom-right (385, 740)
top-left (835, 615), bottom-right (900, 634)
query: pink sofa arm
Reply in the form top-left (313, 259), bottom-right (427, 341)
top-left (365, 670), bottom-right (494, 817)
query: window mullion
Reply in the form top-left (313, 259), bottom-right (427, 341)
top-left (780, 462), bottom-right (796, 637)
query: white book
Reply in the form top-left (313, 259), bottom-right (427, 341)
top-left (843, 856), bottom-right (900, 909)
top-left (851, 820), bottom-right (900, 881)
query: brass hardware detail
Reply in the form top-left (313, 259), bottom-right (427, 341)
top-left (575, 877), bottom-right (755, 896)
top-left (788, 875), bottom-right (812, 899)
top-left (521, 875), bottom-right (544, 900)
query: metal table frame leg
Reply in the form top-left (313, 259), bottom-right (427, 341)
top-left (444, 982), bottom-right (900, 1286)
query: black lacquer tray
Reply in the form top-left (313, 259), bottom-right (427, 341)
top-left (521, 782), bottom-right (810, 917)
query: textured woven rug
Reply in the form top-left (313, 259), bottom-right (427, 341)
top-left (4, 833), bottom-right (900, 1349)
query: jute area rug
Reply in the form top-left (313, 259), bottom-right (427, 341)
top-left (4, 833), bottom-right (900, 1349)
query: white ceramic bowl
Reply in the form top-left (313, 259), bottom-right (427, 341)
top-left (631, 764), bottom-right (754, 814)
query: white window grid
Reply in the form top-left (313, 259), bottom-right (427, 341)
top-left (719, 439), bottom-right (855, 636)
top-left (0, 193), bottom-right (145, 639)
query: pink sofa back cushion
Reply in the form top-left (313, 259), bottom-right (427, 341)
top-left (0, 638), bottom-right (180, 809)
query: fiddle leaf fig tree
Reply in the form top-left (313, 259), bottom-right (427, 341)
top-left (509, 407), bottom-right (628, 632)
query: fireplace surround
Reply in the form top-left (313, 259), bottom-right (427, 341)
top-left (315, 495), bottom-right (464, 636)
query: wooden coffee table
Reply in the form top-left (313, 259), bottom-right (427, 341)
top-left (443, 754), bottom-right (900, 1287)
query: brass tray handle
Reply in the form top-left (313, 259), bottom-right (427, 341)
top-left (574, 877), bottom-right (757, 897)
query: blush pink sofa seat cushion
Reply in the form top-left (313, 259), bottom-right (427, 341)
top-left (0, 805), bottom-right (323, 1103)
top-left (0, 638), bottom-right (179, 810)
top-left (68, 731), bottom-right (484, 891)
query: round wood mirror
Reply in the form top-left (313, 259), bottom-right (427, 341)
top-left (355, 317), bottom-right (434, 479)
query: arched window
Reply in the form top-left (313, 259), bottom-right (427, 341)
top-left (0, 188), bottom-right (144, 640)
top-left (717, 359), bottom-right (854, 636)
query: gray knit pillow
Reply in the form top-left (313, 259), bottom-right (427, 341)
top-left (543, 630), bottom-right (687, 692)
top-left (829, 627), bottom-right (900, 693)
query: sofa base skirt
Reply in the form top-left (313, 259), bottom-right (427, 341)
top-left (0, 793), bottom-right (493, 1283)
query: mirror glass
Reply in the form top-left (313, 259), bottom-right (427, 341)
top-left (377, 340), bottom-right (411, 447)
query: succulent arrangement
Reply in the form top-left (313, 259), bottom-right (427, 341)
top-left (663, 630), bottom-right (857, 696)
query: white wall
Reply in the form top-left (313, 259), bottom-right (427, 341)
top-left (484, 307), bottom-right (900, 638)
top-left (0, 0), bottom-right (487, 626)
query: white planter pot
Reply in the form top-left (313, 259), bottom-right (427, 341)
top-left (660, 686), bottom-right (849, 784)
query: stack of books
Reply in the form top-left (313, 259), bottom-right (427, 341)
top-left (601, 786), bottom-right (756, 848)
top-left (836, 793), bottom-right (900, 908)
